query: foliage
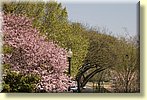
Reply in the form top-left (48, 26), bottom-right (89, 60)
top-left (2, 1), bottom-right (140, 93)
top-left (3, 44), bottom-right (13, 54)
top-left (109, 38), bottom-right (140, 92)
top-left (82, 29), bottom-right (139, 93)
top-left (2, 13), bottom-right (71, 92)
top-left (84, 31), bottom-right (118, 68)
top-left (2, 2), bottom-right (89, 77)
top-left (2, 70), bottom-right (40, 92)
top-left (66, 23), bottom-right (89, 76)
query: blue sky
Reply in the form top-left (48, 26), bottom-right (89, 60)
top-left (61, 2), bottom-right (139, 37)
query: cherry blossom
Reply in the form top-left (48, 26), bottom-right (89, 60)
top-left (2, 14), bottom-right (72, 92)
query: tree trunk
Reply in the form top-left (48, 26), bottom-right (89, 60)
top-left (98, 81), bottom-right (101, 92)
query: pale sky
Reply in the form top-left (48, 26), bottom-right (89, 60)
top-left (61, 1), bottom-right (139, 37)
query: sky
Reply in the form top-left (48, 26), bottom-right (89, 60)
top-left (61, 1), bottom-right (139, 37)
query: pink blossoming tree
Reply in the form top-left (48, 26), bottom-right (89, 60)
top-left (2, 14), bottom-right (72, 92)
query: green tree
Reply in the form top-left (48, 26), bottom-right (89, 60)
top-left (110, 37), bottom-right (139, 93)
top-left (84, 30), bottom-right (118, 69)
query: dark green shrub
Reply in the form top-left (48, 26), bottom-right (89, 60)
top-left (2, 70), bottom-right (40, 92)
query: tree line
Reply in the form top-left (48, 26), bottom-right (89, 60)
top-left (2, 1), bottom-right (139, 92)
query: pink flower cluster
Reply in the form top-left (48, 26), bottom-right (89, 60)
top-left (2, 14), bottom-right (71, 92)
